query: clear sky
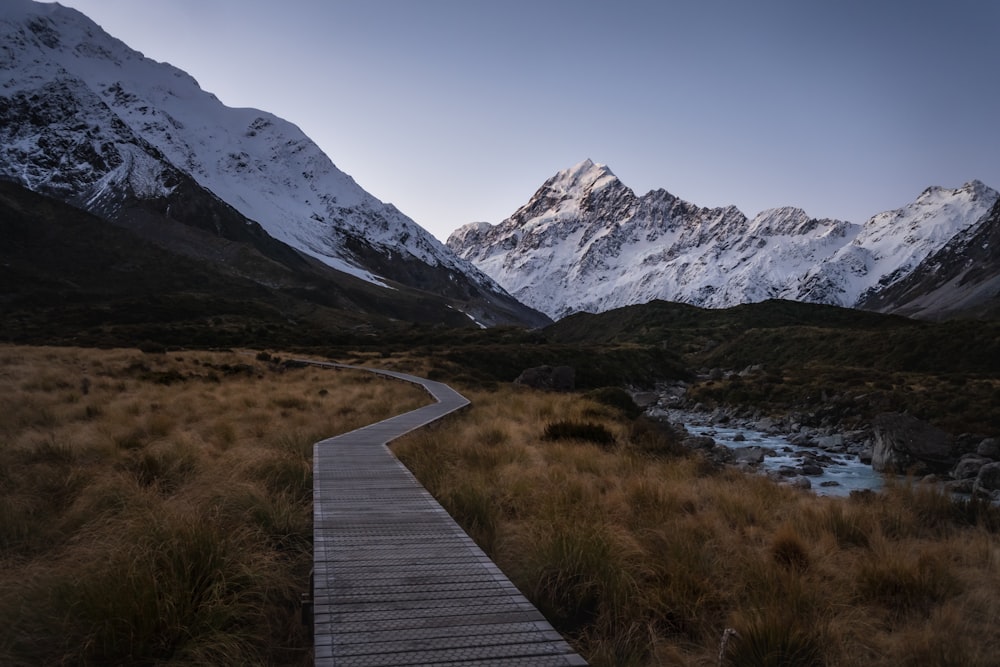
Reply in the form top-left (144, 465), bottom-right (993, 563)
top-left (47, 0), bottom-right (1000, 241)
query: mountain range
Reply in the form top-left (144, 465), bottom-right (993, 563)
top-left (3, 0), bottom-right (998, 335)
top-left (0, 0), bottom-right (548, 331)
top-left (448, 160), bottom-right (1000, 320)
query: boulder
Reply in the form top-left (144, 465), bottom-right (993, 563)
top-left (756, 417), bottom-right (777, 433)
top-left (799, 463), bottom-right (824, 477)
top-left (977, 438), bottom-right (1000, 460)
top-left (682, 435), bottom-right (716, 450)
top-left (730, 446), bottom-right (769, 464)
top-left (815, 434), bottom-right (845, 451)
top-left (953, 456), bottom-right (990, 480)
top-left (514, 365), bottom-right (575, 391)
top-left (631, 391), bottom-right (660, 408)
top-left (976, 462), bottom-right (1000, 491)
top-left (788, 476), bottom-right (812, 490)
top-left (945, 478), bottom-right (977, 494)
top-left (870, 413), bottom-right (955, 474)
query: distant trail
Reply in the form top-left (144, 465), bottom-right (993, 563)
top-left (303, 360), bottom-right (587, 666)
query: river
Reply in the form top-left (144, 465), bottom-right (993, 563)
top-left (674, 414), bottom-right (886, 497)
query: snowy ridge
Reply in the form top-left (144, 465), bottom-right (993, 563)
top-left (801, 180), bottom-right (998, 305)
top-left (448, 160), bottom-right (998, 319)
top-left (0, 0), bottom-right (505, 294)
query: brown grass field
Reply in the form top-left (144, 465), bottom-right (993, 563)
top-left (3, 344), bottom-right (998, 666)
top-left (393, 385), bottom-right (1000, 667)
top-left (0, 345), bottom-right (428, 665)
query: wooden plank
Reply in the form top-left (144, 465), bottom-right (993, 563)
top-left (306, 361), bottom-right (587, 666)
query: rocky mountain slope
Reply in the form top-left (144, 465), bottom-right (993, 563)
top-left (448, 160), bottom-right (998, 320)
top-left (0, 0), bottom-right (547, 328)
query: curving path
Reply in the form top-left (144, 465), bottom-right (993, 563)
top-left (307, 361), bottom-right (587, 666)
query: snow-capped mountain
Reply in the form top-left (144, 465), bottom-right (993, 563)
top-left (0, 0), bottom-right (547, 327)
top-left (856, 196), bottom-right (1000, 319)
top-left (448, 159), bottom-right (999, 320)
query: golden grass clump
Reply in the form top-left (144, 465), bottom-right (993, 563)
top-left (0, 345), bottom-right (429, 665)
top-left (392, 383), bottom-right (1000, 667)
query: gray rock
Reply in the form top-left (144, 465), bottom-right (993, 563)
top-left (709, 408), bottom-right (731, 424)
top-left (682, 435), bottom-right (716, 450)
top-left (946, 478), bottom-right (977, 494)
top-left (954, 456), bottom-right (990, 480)
top-left (730, 446), bottom-right (769, 464)
top-left (977, 438), bottom-right (1000, 460)
top-left (871, 413), bottom-right (955, 474)
top-left (711, 445), bottom-right (734, 462)
top-left (788, 476), bottom-right (812, 490)
top-left (756, 417), bottom-right (776, 433)
top-left (631, 391), bottom-right (660, 408)
top-left (790, 433), bottom-right (813, 446)
top-left (857, 446), bottom-right (873, 465)
top-left (976, 462), bottom-right (1000, 491)
top-left (733, 432), bottom-right (747, 442)
top-left (815, 434), bottom-right (845, 451)
top-left (799, 463), bottom-right (824, 477)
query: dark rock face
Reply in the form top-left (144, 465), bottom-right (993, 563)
top-left (514, 365), bottom-right (575, 391)
top-left (871, 413), bottom-right (955, 474)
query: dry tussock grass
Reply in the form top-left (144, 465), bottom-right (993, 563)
top-left (392, 384), bottom-right (1000, 667)
top-left (0, 345), bottom-right (428, 665)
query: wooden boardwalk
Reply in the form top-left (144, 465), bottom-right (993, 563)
top-left (308, 362), bottom-right (587, 666)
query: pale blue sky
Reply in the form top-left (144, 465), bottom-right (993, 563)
top-left (50, 0), bottom-right (1000, 240)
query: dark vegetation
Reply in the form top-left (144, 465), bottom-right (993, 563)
top-left (0, 180), bottom-right (524, 349)
top-left (545, 299), bottom-right (1000, 436)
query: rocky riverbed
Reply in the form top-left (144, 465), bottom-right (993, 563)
top-left (653, 407), bottom-right (881, 496)
top-left (633, 379), bottom-right (1000, 502)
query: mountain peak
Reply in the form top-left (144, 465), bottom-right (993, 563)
top-left (916, 180), bottom-right (999, 206)
top-left (546, 159), bottom-right (619, 195)
top-left (1, 0), bottom-right (549, 328)
top-left (450, 160), bottom-right (999, 320)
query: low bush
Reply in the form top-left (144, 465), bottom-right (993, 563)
top-left (626, 418), bottom-right (687, 458)
top-left (725, 610), bottom-right (824, 667)
top-left (543, 420), bottom-right (616, 448)
top-left (584, 386), bottom-right (643, 419)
